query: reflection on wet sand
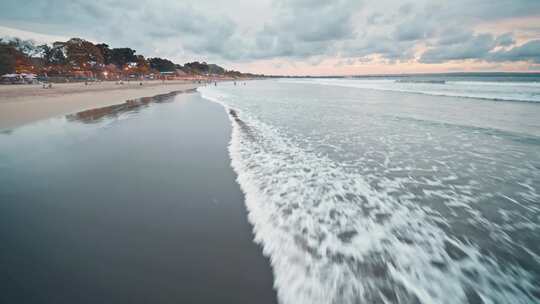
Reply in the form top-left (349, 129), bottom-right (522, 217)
top-left (67, 88), bottom-right (197, 123)
top-left (0, 93), bottom-right (278, 304)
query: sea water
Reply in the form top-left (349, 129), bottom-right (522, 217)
top-left (199, 77), bottom-right (540, 304)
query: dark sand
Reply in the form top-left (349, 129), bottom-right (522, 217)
top-left (0, 92), bottom-right (277, 304)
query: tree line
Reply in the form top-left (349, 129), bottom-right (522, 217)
top-left (0, 37), bottom-right (258, 78)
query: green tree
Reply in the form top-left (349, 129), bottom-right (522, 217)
top-left (62, 38), bottom-right (103, 68)
top-left (95, 43), bottom-right (112, 65)
top-left (7, 38), bottom-right (39, 57)
top-left (148, 57), bottom-right (176, 72)
top-left (0, 40), bottom-right (16, 74)
top-left (135, 55), bottom-right (150, 75)
top-left (49, 42), bottom-right (67, 65)
top-left (208, 64), bottom-right (225, 75)
top-left (183, 61), bottom-right (210, 74)
top-left (110, 48), bottom-right (137, 67)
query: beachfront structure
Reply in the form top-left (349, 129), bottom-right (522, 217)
top-left (1, 73), bottom-right (37, 84)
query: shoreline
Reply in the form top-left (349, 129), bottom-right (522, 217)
top-left (0, 91), bottom-right (278, 303)
top-left (0, 80), bottom-right (200, 129)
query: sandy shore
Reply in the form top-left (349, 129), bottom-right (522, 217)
top-left (0, 92), bottom-right (277, 303)
top-left (0, 80), bottom-right (200, 129)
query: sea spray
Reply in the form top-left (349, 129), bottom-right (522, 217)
top-left (198, 82), bottom-right (540, 303)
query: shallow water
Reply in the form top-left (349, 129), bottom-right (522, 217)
top-left (284, 76), bottom-right (540, 103)
top-left (200, 79), bottom-right (540, 304)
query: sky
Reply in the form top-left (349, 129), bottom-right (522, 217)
top-left (1, 0), bottom-right (540, 75)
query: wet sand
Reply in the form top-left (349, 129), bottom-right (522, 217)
top-left (0, 92), bottom-right (277, 304)
top-left (0, 80), bottom-right (199, 129)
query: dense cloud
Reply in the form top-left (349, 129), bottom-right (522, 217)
top-left (235, 0), bottom-right (361, 60)
top-left (0, 0), bottom-right (241, 60)
top-left (393, 17), bottom-right (435, 42)
top-left (420, 34), bottom-right (497, 63)
top-left (0, 0), bottom-right (539, 66)
top-left (489, 40), bottom-right (540, 63)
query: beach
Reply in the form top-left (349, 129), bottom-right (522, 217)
top-left (0, 90), bottom-right (277, 303)
top-left (1, 0), bottom-right (538, 302)
top-left (2, 76), bottom-right (539, 304)
top-left (0, 80), bottom-right (200, 129)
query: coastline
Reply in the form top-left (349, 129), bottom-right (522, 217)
top-left (0, 80), bottom-right (200, 129)
top-left (0, 91), bottom-right (278, 303)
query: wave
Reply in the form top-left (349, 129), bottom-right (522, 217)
top-left (198, 87), bottom-right (538, 304)
top-left (280, 79), bottom-right (540, 103)
top-left (396, 79), bottom-right (446, 84)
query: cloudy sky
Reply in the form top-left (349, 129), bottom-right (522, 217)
top-left (1, 0), bottom-right (540, 75)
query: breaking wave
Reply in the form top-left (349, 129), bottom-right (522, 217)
top-left (281, 78), bottom-right (540, 103)
top-left (199, 87), bottom-right (538, 304)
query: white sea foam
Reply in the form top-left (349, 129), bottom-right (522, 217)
top-left (199, 86), bottom-right (539, 304)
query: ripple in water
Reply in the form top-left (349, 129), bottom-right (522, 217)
top-left (200, 81), bottom-right (540, 304)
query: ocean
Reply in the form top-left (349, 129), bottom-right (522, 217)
top-left (1, 75), bottom-right (539, 304)
top-left (199, 75), bottom-right (540, 304)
